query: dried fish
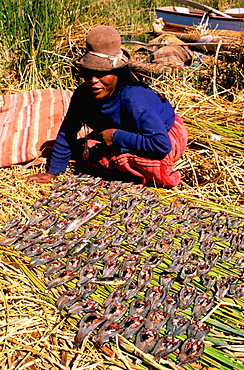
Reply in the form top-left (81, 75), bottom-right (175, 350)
top-left (227, 217), bottom-right (242, 229)
top-left (63, 201), bottom-right (108, 233)
top-left (135, 328), bottom-right (158, 354)
top-left (204, 252), bottom-right (219, 268)
top-left (103, 217), bottom-right (118, 228)
top-left (104, 180), bottom-right (122, 195)
top-left (63, 191), bottom-right (79, 203)
top-left (145, 286), bottom-right (167, 309)
top-left (212, 221), bottom-right (226, 238)
top-left (120, 313), bottom-right (144, 339)
top-left (51, 218), bottom-right (70, 235)
top-left (13, 240), bottom-right (34, 251)
top-left (134, 238), bottom-right (152, 253)
top-left (161, 227), bottom-right (176, 238)
top-left (145, 198), bottom-right (161, 208)
top-left (212, 211), bottom-right (228, 223)
top-left (111, 232), bottom-right (127, 246)
top-left (46, 270), bottom-right (77, 292)
top-left (8, 223), bottom-right (29, 237)
top-left (142, 226), bottom-right (158, 240)
top-left (180, 264), bottom-right (198, 283)
top-left (167, 257), bottom-right (186, 273)
top-left (98, 225), bottom-right (118, 239)
top-left (56, 290), bottom-right (81, 311)
top-left (103, 247), bottom-right (125, 262)
top-left (199, 240), bottom-right (215, 254)
top-left (68, 300), bottom-right (99, 315)
top-left (43, 260), bottom-right (65, 277)
top-left (187, 321), bottom-right (209, 341)
top-left (178, 286), bottom-right (197, 310)
top-left (102, 302), bottom-right (127, 322)
top-left (48, 198), bottom-right (63, 211)
top-left (170, 197), bottom-right (188, 214)
top-left (122, 254), bottom-right (141, 269)
top-left (148, 214), bottom-right (165, 228)
top-left (124, 281), bottom-right (141, 300)
top-left (119, 266), bottom-right (136, 284)
top-left (199, 229), bottom-right (214, 243)
top-left (110, 190), bottom-right (127, 202)
top-left (231, 232), bottom-right (244, 250)
top-left (66, 256), bottom-right (82, 272)
top-left (126, 196), bottom-right (142, 210)
top-left (181, 237), bottom-right (195, 251)
top-left (215, 278), bottom-right (230, 301)
top-left (28, 210), bottom-right (49, 226)
top-left (65, 234), bottom-right (84, 249)
top-left (128, 184), bottom-right (144, 195)
top-left (102, 259), bottom-right (122, 278)
top-left (50, 245), bottom-right (69, 260)
top-left (143, 254), bottom-right (163, 268)
top-left (23, 245), bottom-right (44, 257)
top-left (177, 338), bottom-right (204, 366)
top-left (85, 250), bottom-right (105, 265)
top-left (187, 253), bottom-right (199, 265)
top-left (125, 218), bottom-right (140, 233)
top-left (77, 188), bottom-right (97, 203)
top-left (141, 188), bottom-right (155, 200)
top-left (74, 313), bottom-right (106, 348)
top-left (110, 199), bottom-right (126, 215)
top-left (41, 213), bottom-right (59, 229)
top-left (153, 335), bottom-right (181, 359)
top-left (76, 264), bottom-right (98, 287)
top-left (93, 322), bottom-right (123, 346)
top-left (32, 196), bottom-right (50, 210)
top-left (127, 233), bottom-right (143, 245)
top-left (120, 209), bottom-right (134, 224)
top-left (137, 206), bottom-right (152, 222)
top-left (145, 309), bottom-right (170, 332)
top-left (197, 208), bottom-right (215, 219)
top-left (0, 217), bottom-right (20, 233)
top-left (193, 293), bottom-right (214, 320)
top-left (79, 283), bottom-right (97, 299)
top-left (154, 237), bottom-right (174, 254)
top-left (175, 222), bottom-right (197, 237)
top-left (154, 206), bottom-right (172, 216)
top-left (166, 214), bottom-right (187, 226)
top-left (59, 201), bottom-right (80, 213)
top-left (90, 238), bottom-right (111, 252)
top-left (41, 239), bottom-right (65, 250)
top-left (163, 294), bottom-right (179, 317)
top-left (196, 261), bottom-right (211, 276)
top-left (83, 224), bottom-right (101, 239)
top-left (221, 247), bottom-right (236, 262)
top-left (159, 275), bottom-right (175, 293)
top-left (201, 274), bottom-right (217, 290)
top-left (231, 285), bottom-right (244, 298)
top-left (234, 256), bottom-right (244, 268)
top-left (65, 206), bottom-right (85, 220)
top-left (166, 315), bottom-right (190, 337)
top-left (137, 265), bottom-right (153, 289)
top-left (170, 246), bottom-right (187, 259)
top-left (129, 298), bottom-right (151, 317)
top-left (103, 290), bottom-right (126, 307)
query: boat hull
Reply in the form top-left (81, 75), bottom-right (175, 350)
top-left (156, 7), bottom-right (244, 32)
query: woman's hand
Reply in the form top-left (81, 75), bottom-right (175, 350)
top-left (100, 129), bottom-right (117, 146)
top-left (26, 173), bottom-right (56, 183)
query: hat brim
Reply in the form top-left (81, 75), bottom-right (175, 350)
top-left (75, 48), bottom-right (130, 71)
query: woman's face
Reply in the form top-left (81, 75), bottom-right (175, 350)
top-left (83, 70), bottom-right (118, 100)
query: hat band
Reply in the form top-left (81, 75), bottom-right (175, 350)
top-left (88, 50), bottom-right (127, 67)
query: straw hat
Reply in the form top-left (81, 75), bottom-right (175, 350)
top-left (76, 25), bottom-right (130, 71)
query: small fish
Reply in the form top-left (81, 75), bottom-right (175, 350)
top-left (129, 184), bottom-right (144, 195)
top-left (177, 338), bottom-right (204, 367)
top-left (104, 180), bottom-right (122, 195)
top-left (120, 209), bottom-right (134, 224)
top-left (32, 196), bottom-right (50, 210)
top-left (101, 259), bottom-right (122, 278)
top-left (198, 229), bottom-right (214, 243)
top-left (221, 247), bottom-right (236, 262)
top-left (145, 198), bottom-right (161, 208)
top-left (137, 206), bottom-right (152, 221)
top-left (143, 254), bottom-right (163, 268)
top-left (98, 225), bottom-right (118, 239)
top-left (50, 245), bottom-right (69, 260)
top-left (142, 226), bottom-right (158, 240)
top-left (110, 190), bottom-right (127, 202)
top-left (199, 240), bottom-right (215, 254)
top-left (0, 216), bottom-right (19, 232)
top-left (182, 203), bottom-right (201, 218)
top-left (76, 264), bottom-right (98, 287)
top-left (212, 221), bottom-right (226, 238)
top-left (63, 201), bottom-right (108, 233)
top-left (134, 238), bottom-right (152, 253)
top-left (145, 309), bottom-right (170, 332)
top-left (29, 254), bottom-right (54, 268)
top-left (137, 265), bottom-right (153, 289)
top-left (91, 278), bottom-right (127, 287)
top-left (67, 241), bottom-right (89, 256)
top-left (83, 224), bottom-right (101, 239)
top-left (196, 261), bottom-right (211, 276)
top-left (204, 252), bottom-right (219, 268)
top-left (170, 197), bottom-right (188, 214)
top-left (28, 210), bottom-right (50, 226)
top-left (8, 223), bottom-right (29, 237)
top-left (166, 315), bottom-right (190, 337)
top-left (193, 293), bottom-right (214, 320)
top-left (103, 247), bottom-right (125, 262)
top-left (46, 270), bottom-right (77, 292)
top-left (178, 286), bottom-right (197, 310)
top-left (103, 217), bottom-right (118, 228)
top-left (111, 232), bottom-right (127, 246)
top-left (181, 237), bottom-right (196, 251)
top-left (120, 313), bottom-right (145, 339)
top-left (66, 256), bottom-right (82, 272)
top-left (122, 254), bottom-right (141, 269)
top-left (79, 283), bottom-right (97, 299)
top-left (41, 213), bottom-right (59, 229)
top-left (65, 234), bottom-right (84, 249)
top-left (126, 196), bottom-right (142, 210)
top-left (148, 214), bottom-right (165, 228)
top-left (85, 250), bottom-right (105, 265)
top-left (227, 217), bottom-right (242, 229)
top-left (43, 260), bottom-right (65, 277)
top-left (201, 274), bottom-right (217, 290)
top-left (161, 227), bottom-right (176, 238)
top-left (231, 232), bottom-right (244, 250)
top-left (65, 206), bottom-right (85, 220)
top-left (167, 257), bottom-right (186, 273)
top-left (110, 199), bottom-right (126, 215)
top-left (125, 218), bottom-right (140, 233)
top-left (166, 214), bottom-right (187, 226)
top-left (163, 294), bottom-right (179, 317)
top-left (153, 335), bottom-right (181, 359)
top-left (89, 238), bottom-right (111, 251)
top-left (154, 205), bottom-right (172, 216)
top-left (41, 239), bottom-right (64, 250)
top-left (103, 290), bottom-right (126, 307)
top-left (48, 198), bottom-right (63, 211)
top-left (154, 237), bottom-right (174, 254)
top-left (135, 328), bottom-right (158, 354)
top-left (119, 266), bottom-right (136, 284)
top-left (222, 275), bottom-right (239, 295)
top-left (74, 313), bottom-right (106, 348)
top-left (170, 246), bottom-right (187, 259)
top-left (212, 211), bottom-right (228, 223)
top-left (187, 253), bottom-right (199, 265)
top-left (59, 200), bottom-right (80, 213)
top-left (231, 285), bottom-right (244, 299)
top-left (63, 191), bottom-right (79, 203)
top-left (22, 229), bottom-right (43, 241)
top-left (159, 275), bottom-right (175, 293)
top-left (141, 188), bottom-right (155, 200)
top-left (124, 281), bottom-right (141, 300)
top-left (51, 218), bottom-right (70, 235)
top-left (102, 302), bottom-right (127, 323)
top-left (215, 279), bottom-right (230, 301)
top-left (68, 300), bottom-right (99, 315)
top-left (13, 240), bottom-right (34, 251)
top-left (187, 321), bottom-right (209, 341)
top-left (175, 222), bottom-right (197, 237)
top-left (24, 245), bottom-right (44, 257)
top-left (56, 290), bottom-right (81, 311)
top-left (93, 322), bottom-right (123, 346)
top-left (145, 286), bottom-right (167, 310)
top-left (77, 188), bottom-right (97, 203)
top-left (127, 233), bottom-right (143, 245)
top-left (129, 298), bottom-right (151, 317)
top-left (234, 256), bottom-right (244, 268)
top-left (197, 208), bottom-right (215, 219)
top-left (180, 264), bottom-right (198, 283)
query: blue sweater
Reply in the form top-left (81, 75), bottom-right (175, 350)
top-left (48, 84), bottom-right (175, 175)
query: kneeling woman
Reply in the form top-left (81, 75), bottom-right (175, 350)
top-left (28, 25), bottom-right (188, 186)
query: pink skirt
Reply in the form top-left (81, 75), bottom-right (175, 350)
top-left (86, 114), bottom-right (188, 187)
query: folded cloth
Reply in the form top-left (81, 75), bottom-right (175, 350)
top-left (0, 88), bottom-right (73, 167)
top-left (86, 114), bottom-right (188, 187)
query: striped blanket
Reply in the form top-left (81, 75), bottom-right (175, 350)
top-left (0, 88), bottom-right (73, 167)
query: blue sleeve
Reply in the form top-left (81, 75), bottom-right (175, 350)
top-left (48, 131), bottom-right (72, 175)
top-left (112, 90), bottom-right (175, 159)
